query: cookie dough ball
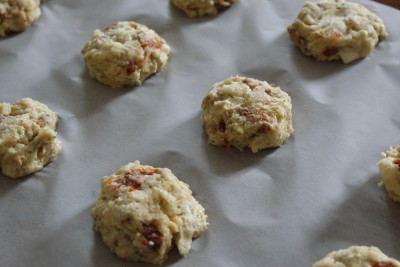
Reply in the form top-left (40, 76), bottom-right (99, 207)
top-left (92, 161), bottom-right (208, 265)
top-left (312, 246), bottom-right (400, 267)
top-left (378, 145), bottom-right (400, 203)
top-left (0, 0), bottom-right (41, 37)
top-left (287, 0), bottom-right (388, 63)
top-left (171, 0), bottom-right (237, 17)
top-left (201, 76), bottom-right (294, 153)
top-left (0, 98), bottom-right (61, 178)
top-left (81, 21), bottom-right (170, 88)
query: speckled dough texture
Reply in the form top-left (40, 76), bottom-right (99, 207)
top-left (312, 246), bottom-right (400, 267)
top-left (201, 76), bottom-right (294, 153)
top-left (0, 98), bottom-right (61, 178)
top-left (171, 0), bottom-right (237, 17)
top-left (0, 0), bottom-right (41, 37)
top-left (287, 0), bottom-right (388, 63)
top-left (92, 161), bottom-right (208, 265)
top-left (81, 21), bottom-right (170, 89)
top-left (377, 145), bottom-right (400, 203)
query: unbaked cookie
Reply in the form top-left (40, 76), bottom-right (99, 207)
top-left (287, 0), bottom-right (388, 63)
top-left (312, 246), bottom-right (400, 267)
top-left (171, 0), bottom-right (237, 17)
top-left (92, 161), bottom-right (208, 265)
top-left (81, 21), bottom-right (170, 88)
top-left (201, 76), bottom-right (294, 153)
top-left (377, 145), bottom-right (400, 203)
top-left (0, 0), bottom-right (41, 37)
top-left (0, 98), bottom-right (61, 178)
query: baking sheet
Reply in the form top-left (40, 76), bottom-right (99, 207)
top-left (1, 0), bottom-right (400, 266)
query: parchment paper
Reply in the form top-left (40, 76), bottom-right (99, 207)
top-left (1, 0), bottom-right (399, 266)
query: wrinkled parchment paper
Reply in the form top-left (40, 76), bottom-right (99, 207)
top-left (1, 0), bottom-right (399, 266)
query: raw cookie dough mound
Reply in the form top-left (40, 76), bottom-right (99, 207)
top-left (92, 161), bottom-right (208, 265)
top-left (0, 98), bottom-right (61, 178)
top-left (81, 21), bottom-right (170, 88)
top-left (378, 145), bottom-right (400, 203)
top-left (201, 76), bottom-right (294, 153)
top-left (171, 0), bottom-right (237, 17)
top-left (0, 0), bottom-right (41, 37)
top-left (312, 246), bottom-right (400, 267)
top-left (287, 0), bottom-right (388, 63)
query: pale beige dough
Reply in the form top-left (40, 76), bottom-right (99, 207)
top-left (81, 21), bottom-right (170, 89)
top-left (92, 161), bottom-right (208, 265)
top-left (312, 246), bottom-right (400, 267)
top-left (0, 98), bottom-right (61, 178)
top-left (171, 0), bottom-right (237, 17)
top-left (201, 76), bottom-right (294, 153)
top-left (377, 145), bottom-right (400, 203)
top-left (0, 0), bottom-right (41, 37)
top-left (287, 0), bottom-right (388, 63)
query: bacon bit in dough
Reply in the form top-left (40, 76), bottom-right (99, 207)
top-left (330, 32), bottom-right (343, 40)
top-left (214, 0), bottom-right (235, 8)
top-left (243, 79), bottom-right (259, 90)
top-left (223, 138), bottom-right (231, 150)
top-left (121, 173), bottom-right (142, 191)
top-left (138, 39), bottom-right (160, 66)
top-left (141, 224), bottom-right (164, 251)
top-left (240, 109), bottom-right (252, 116)
top-left (126, 62), bottom-right (137, 75)
top-left (219, 121), bottom-right (226, 132)
top-left (393, 158), bottom-right (400, 168)
top-left (258, 124), bottom-right (271, 134)
top-left (137, 167), bottom-right (160, 176)
top-left (141, 39), bottom-right (160, 49)
top-left (264, 89), bottom-right (272, 95)
top-left (323, 46), bottom-right (338, 57)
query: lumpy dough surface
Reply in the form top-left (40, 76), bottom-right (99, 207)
top-left (312, 246), bottom-right (400, 267)
top-left (92, 161), bottom-right (208, 265)
top-left (378, 145), bottom-right (400, 203)
top-left (287, 0), bottom-right (388, 63)
top-left (81, 21), bottom-right (170, 88)
top-left (201, 76), bottom-right (294, 153)
top-left (0, 0), bottom-right (41, 37)
top-left (171, 0), bottom-right (237, 17)
top-left (0, 98), bottom-right (61, 178)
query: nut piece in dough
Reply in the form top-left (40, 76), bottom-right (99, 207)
top-left (0, 0), bottom-right (41, 37)
top-left (287, 0), bottom-right (388, 63)
top-left (81, 21), bottom-right (170, 89)
top-left (171, 0), bottom-right (238, 17)
top-left (92, 161), bottom-right (208, 265)
top-left (0, 98), bottom-right (61, 178)
top-left (201, 76), bottom-right (294, 153)
top-left (377, 145), bottom-right (400, 203)
top-left (312, 246), bottom-right (400, 267)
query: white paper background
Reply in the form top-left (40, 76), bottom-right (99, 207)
top-left (1, 0), bottom-right (399, 266)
